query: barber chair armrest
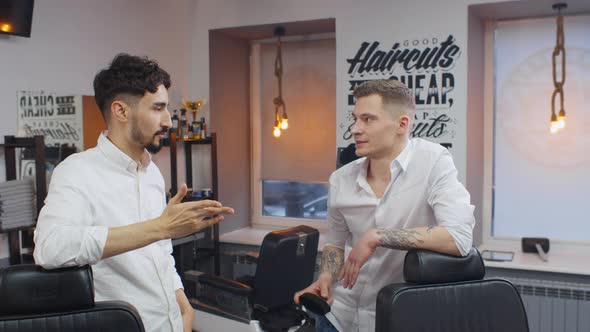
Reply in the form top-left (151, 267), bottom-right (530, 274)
top-left (197, 274), bottom-right (253, 297)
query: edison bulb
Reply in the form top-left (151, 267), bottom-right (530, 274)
top-left (557, 118), bottom-right (565, 129)
top-left (273, 127), bottom-right (281, 138)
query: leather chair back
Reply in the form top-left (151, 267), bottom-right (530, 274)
top-left (376, 248), bottom-right (529, 332)
top-left (253, 225), bottom-right (319, 311)
top-left (0, 264), bottom-right (144, 332)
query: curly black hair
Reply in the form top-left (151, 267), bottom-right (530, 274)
top-left (93, 53), bottom-right (171, 119)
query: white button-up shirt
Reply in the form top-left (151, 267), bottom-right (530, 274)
top-left (34, 133), bottom-right (183, 332)
top-left (325, 138), bottom-right (475, 332)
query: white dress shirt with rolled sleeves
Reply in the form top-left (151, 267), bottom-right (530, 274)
top-left (325, 138), bottom-right (475, 332)
top-left (34, 133), bottom-right (183, 332)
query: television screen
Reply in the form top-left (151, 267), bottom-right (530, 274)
top-left (0, 0), bottom-right (34, 38)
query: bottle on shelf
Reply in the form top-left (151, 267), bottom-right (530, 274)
top-left (189, 110), bottom-right (199, 140)
top-left (200, 117), bottom-right (207, 139)
top-left (162, 128), bottom-right (170, 146)
top-left (171, 109), bottom-right (179, 133)
top-left (180, 109), bottom-right (187, 139)
top-left (187, 121), bottom-right (194, 139)
top-left (192, 120), bottom-right (201, 140)
top-left (201, 188), bottom-right (213, 199)
top-left (167, 109), bottom-right (178, 145)
top-left (192, 191), bottom-right (203, 201)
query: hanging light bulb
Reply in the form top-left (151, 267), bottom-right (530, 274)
top-left (273, 126), bottom-right (282, 138)
top-left (557, 109), bottom-right (566, 129)
top-left (549, 3), bottom-right (567, 134)
top-left (550, 112), bottom-right (559, 134)
top-left (280, 116), bottom-right (289, 130)
top-left (273, 110), bottom-right (282, 138)
top-left (272, 26), bottom-right (288, 138)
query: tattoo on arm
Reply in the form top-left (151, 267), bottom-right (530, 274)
top-left (320, 246), bottom-right (344, 282)
top-left (426, 226), bottom-right (437, 233)
top-left (377, 229), bottom-right (424, 250)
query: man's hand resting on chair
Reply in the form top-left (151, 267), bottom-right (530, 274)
top-left (339, 226), bottom-right (461, 289)
top-left (294, 272), bottom-right (334, 305)
top-left (294, 245), bottom-right (344, 305)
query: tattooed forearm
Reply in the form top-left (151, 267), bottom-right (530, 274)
top-left (320, 246), bottom-right (344, 282)
top-left (376, 229), bottom-right (424, 250)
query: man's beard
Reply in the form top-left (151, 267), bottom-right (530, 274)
top-left (145, 140), bottom-right (162, 154)
top-left (131, 120), bottom-right (164, 154)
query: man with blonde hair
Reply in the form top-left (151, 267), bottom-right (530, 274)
top-left (295, 79), bottom-right (475, 332)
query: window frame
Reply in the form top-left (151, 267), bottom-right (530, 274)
top-left (249, 42), bottom-right (329, 231)
top-left (481, 19), bottom-right (590, 255)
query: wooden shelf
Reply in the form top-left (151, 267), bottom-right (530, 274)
top-left (168, 131), bottom-right (220, 277)
top-left (2, 135), bottom-right (46, 265)
top-left (177, 137), bottom-right (213, 144)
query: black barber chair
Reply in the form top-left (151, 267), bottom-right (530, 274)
top-left (0, 264), bottom-right (144, 332)
top-left (376, 248), bottom-right (529, 332)
top-left (195, 225), bottom-right (319, 329)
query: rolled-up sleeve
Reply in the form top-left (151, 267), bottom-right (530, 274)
top-left (33, 161), bottom-right (108, 269)
top-left (325, 174), bottom-right (349, 250)
top-left (427, 149), bottom-right (475, 256)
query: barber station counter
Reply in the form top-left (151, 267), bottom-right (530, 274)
top-left (479, 244), bottom-right (590, 277)
top-left (219, 227), bottom-right (328, 249)
top-left (479, 242), bottom-right (590, 287)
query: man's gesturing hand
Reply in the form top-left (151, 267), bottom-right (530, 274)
top-left (157, 184), bottom-right (234, 239)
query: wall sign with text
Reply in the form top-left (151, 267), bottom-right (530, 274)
top-left (338, 35), bottom-right (462, 154)
top-left (16, 91), bottom-right (83, 150)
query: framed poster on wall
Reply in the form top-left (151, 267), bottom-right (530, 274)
top-left (16, 91), bottom-right (83, 176)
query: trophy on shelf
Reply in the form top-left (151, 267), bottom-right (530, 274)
top-left (181, 99), bottom-right (207, 140)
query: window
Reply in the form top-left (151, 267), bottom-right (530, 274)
top-left (262, 180), bottom-right (328, 220)
top-left (250, 36), bottom-right (336, 229)
top-left (483, 16), bottom-right (590, 250)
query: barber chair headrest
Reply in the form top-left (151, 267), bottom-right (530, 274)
top-left (403, 247), bottom-right (485, 285)
top-left (0, 264), bottom-right (95, 315)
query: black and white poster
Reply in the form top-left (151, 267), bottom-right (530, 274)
top-left (338, 34), bottom-right (464, 168)
top-left (16, 91), bottom-right (83, 176)
top-left (16, 91), bottom-right (83, 148)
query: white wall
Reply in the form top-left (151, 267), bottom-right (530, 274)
top-left (0, 0), bottom-right (194, 258)
top-left (0, 0), bottom-right (499, 257)
top-left (190, 0), bottom-right (493, 179)
top-left (190, 0), bottom-right (493, 237)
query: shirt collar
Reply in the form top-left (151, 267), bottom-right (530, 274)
top-left (97, 132), bottom-right (152, 173)
top-left (356, 138), bottom-right (414, 188)
top-left (392, 138), bottom-right (413, 173)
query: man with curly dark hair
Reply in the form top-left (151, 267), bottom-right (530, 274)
top-left (34, 53), bottom-right (234, 332)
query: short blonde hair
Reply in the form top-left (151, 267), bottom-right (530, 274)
top-left (353, 80), bottom-right (415, 117)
